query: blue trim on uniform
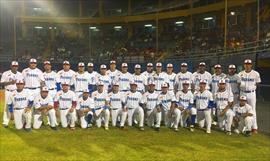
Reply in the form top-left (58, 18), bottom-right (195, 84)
top-left (208, 101), bottom-right (214, 109)
top-left (191, 115), bottom-right (196, 125)
top-left (56, 82), bottom-right (61, 91)
top-left (103, 105), bottom-right (109, 110)
top-left (28, 101), bottom-right (34, 107)
top-left (88, 84), bottom-right (96, 94)
top-left (8, 104), bottom-right (13, 112)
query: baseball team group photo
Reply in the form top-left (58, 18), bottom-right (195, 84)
top-left (0, 0), bottom-right (269, 161)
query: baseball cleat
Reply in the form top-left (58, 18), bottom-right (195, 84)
top-left (206, 129), bottom-right (211, 134)
top-left (174, 128), bottom-right (179, 132)
top-left (139, 127), bottom-right (144, 131)
top-left (226, 131), bottom-right (232, 135)
top-left (3, 124), bottom-right (8, 128)
top-left (234, 129), bottom-right (240, 134)
top-left (51, 126), bottom-right (58, 131)
top-left (245, 131), bottom-right (251, 137)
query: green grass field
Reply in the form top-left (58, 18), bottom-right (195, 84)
top-left (0, 101), bottom-right (270, 161)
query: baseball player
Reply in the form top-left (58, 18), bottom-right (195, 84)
top-left (76, 89), bottom-right (95, 129)
top-left (22, 58), bottom-right (45, 96)
top-left (0, 61), bottom-right (23, 127)
top-left (214, 79), bottom-right (234, 135)
top-left (175, 63), bottom-right (193, 92)
top-left (152, 62), bottom-right (169, 93)
top-left (87, 63), bottom-right (98, 94)
top-left (57, 61), bottom-right (75, 90)
top-left (54, 82), bottom-right (77, 129)
top-left (166, 63), bottom-right (176, 92)
top-left (108, 82), bottom-right (127, 127)
top-left (211, 64), bottom-right (228, 95)
top-left (106, 60), bottom-right (121, 82)
top-left (115, 63), bottom-right (134, 93)
top-left (91, 81), bottom-right (110, 130)
top-left (142, 63), bottom-right (155, 84)
top-left (33, 87), bottom-right (57, 130)
top-left (192, 62), bottom-right (212, 91)
top-left (194, 79), bottom-right (214, 134)
top-left (233, 96), bottom-right (254, 137)
top-left (7, 80), bottom-right (33, 131)
top-left (158, 82), bottom-right (180, 131)
top-left (140, 81), bottom-right (160, 131)
top-left (227, 64), bottom-right (240, 103)
top-left (133, 64), bottom-right (147, 93)
top-left (238, 59), bottom-right (261, 133)
top-left (124, 81), bottom-right (144, 131)
top-left (175, 81), bottom-right (196, 132)
top-left (43, 61), bottom-right (58, 98)
top-left (96, 64), bottom-right (112, 92)
top-left (72, 62), bottom-right (92, 98)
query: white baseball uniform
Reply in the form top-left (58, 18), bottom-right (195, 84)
top-left (214, 89), bottom-right (234, 132)
top-left (108, 91), bottom-right (127, 127)
top-left (116, 72), bottom-right (134, 92)
top-left (133, 74), bottom-right (147, 93)
top-left (140, 91), bottom-right (160, 127)
top-left (211, 73), bottom-right (228, 94)
top-left (106, 69), bottom-right (121, 82)
top-left (92, 90), bottom-right (110, 128)
top-left (125, 91), bottom-right (144, 127)
top-left (22, 67), bottom-right (45, 95)
top-left (142, 71), bottom-right (154, 81)
top-left (43, 71), bottom-right (58, 98)
top-left (166, 72), bottom-right (176, 91)
top-left (174, 71), bottom-right (193, 91)
top-left (175, 90), bottom-right (196, 127)
top-left (192, 71), bottom-right (212, 91)
top-left (54, 90), bottom-right (77, 128)
top-left (194, 89), bottom-right (213, 132)
top-left (87, 71), bottom-right (98, 93)
top-left (1, 70), bottom-right (23, 126)
top-left (33, 93), bottom-right (56, 129)
top-left (238, 70), bottom-right (261, 129)
top-left (57, 69), bottom-right (76, 86)
top-left (96, 74), bottom-right (112, 92)
top-left (76, 96), bottom-right (95, 129)
top-left (72, 72), bottom-right (92, 98)
top-left (158, 91), bottom-right (180, 129)
top-left (152, 72), bottom-right (169, 92)
top-left (233, 103), bottom-right (254, 132)
top-left (227, 74), bottom-right (241, 103)
top-left (7, 89), bottom-right (33, 129)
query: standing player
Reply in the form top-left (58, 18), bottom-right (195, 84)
top-left (57, 61), bottom-right (75, 89)
top-left (158, 82), bottom-right (180, 131)
top-left (106, 60), bottom-right (120, 82)
top-left (33, 87), bottom-right (57, 130)
top-left (175, 81), bottom-right (196, 132)
top-left (140, 81), bottom-right (160, 131)
top-left (214, 79), bottom-right (234, 135)
top-left (92, 81), bottom-right (110, 130)
top-left (211, 64), bottom-right (228, 95)
top-left (0, 61), bottom-right (22, 127)
top-left (7, 80), bottom-right (33, 131)
top-left (87, 63), bottom-right (98, 94)
top-left (175, 63), bottom-right (193, 92)
top-left (22, 58), bottom-right (45, 96)
top-left (133, 64), bottom-right (147, 93)
top-left (152, 62), bottom-right (169, 93)
top-left (192, 62), bottom-right (212, 91)
top-left (96, 64), bottom-right (112, 92)
top-left (238, 59), bottom-right (261, 133)
top-left (54, 82), bottom-right (77, 130)
top-left (227, 64), bottom-right (240, 103)
top-left (233, 96), bottom-right (254, 137)
top-left (142, 63), bottom-right (155, 83)
top-left (194, 80), bottom-right (214, 134)
top-left (72, 62), bottom-right (92, 98)
top-left (108, 82), bottom-right (127, 128)
top-left (43, 61), bottom-right (58, 98)
top-left (166, 63), bottom-right (176, 92)
top-left (124, 81), bottom-right (144, 131)
top-left (76, 89), bottom-right (94, 129)
top-left (116, 63), bottom-right (134, 93)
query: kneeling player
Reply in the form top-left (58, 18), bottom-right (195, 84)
top-left (175, 81), bottom-right (196, 132)
top-left (214, 79), bottom-right (234, 135)
top-left (76, 89), bottom-right (94, 129)
top-left (233, 96), bottom-right (254, 137)
top-left (54, 82), bottom-right (77, 130)
top-left (140, 81), bottom-right (160, 131)
top-left (108, 82), bottom-right (127, 128)
top-left (33, 87), bottom-right (57, 130)
top-left (158, 82), bottom-right (180, 131)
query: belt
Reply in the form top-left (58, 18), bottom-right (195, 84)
top-left (95, 107), bottom-right (102, 110)
top-left (197, 109), bottom-right (207, 112)
top-left (76, 91), bottom-right (83, 93)
top-left (6, 89), bottom-right (15, 92)
top-left (120, 90), bottom-right (129, 92)
top-left (26, 87), bottom-right (40, 90)
top-left (128, 108), bottom-right (134, 110)
top-left (155, 90), bottom-right (162, 91)
top-left (49, 88), bottom-right (55, 90)
top-left (111, 108), bottom-right (119, 110)
top-left (59, 108), bottom-right (68, 110)
top-left (241, 90), bottom-right (255, 93)
top-left (14, 108), bottom-right (24, 110)
top-left (146, 109), bottom-right (153, 111)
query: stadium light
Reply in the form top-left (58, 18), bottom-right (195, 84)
top-left (89, 26), bottom-right (97, 30)
top-left (34, 26), bottom-right (43, 29)
top-left (33, 7), bottom-right (42, 11)
top-left (49, 27), bottom-right (57, 30)
top-left (114, 26), bottom-right (122, 29)
top-left (175, 21), bottom-right (184, 25)
top-left (144, 24), bottom-right (152, 27)
top-left (204, 17), bottom-right (213, 21)
top-left (230, 11), bottom-right (235, 15)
